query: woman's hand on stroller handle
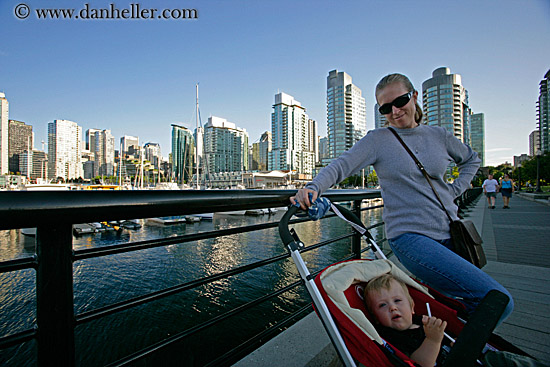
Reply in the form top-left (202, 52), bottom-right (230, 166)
top-left (290, 188), bottom-right (318, 210)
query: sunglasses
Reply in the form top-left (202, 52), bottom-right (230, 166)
top-left (378, 91), bottom-right (413, 115)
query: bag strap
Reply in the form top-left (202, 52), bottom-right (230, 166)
top-left (387, 127), bottom-right (454, 223)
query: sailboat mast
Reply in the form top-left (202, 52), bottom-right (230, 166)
top-left (195, 83), bottom-right (199, 189)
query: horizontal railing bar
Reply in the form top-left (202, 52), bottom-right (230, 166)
top-left (205, 304), bottom-right (313, 367)
top-left (0, 189), bottom-right (381, 230)
top-left (107, 279), bottom-right (305, 367)
top-left (0, 328), bottom-right (37, 349)
top-left (0, 256), bottom-right (37, 273)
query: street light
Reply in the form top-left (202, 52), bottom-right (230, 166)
top-left (536, 150), bottom-right (542, 193)
top-left (517, 163), bottom-right (522, 191)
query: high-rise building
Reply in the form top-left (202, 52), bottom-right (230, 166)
top-left (171, 124), bottom-right (195, 183)
top-left (537, 69), bottom-right (550, 153)
top-left (270, 92), bottom-right (316, 174)
top-left (422, 67), bottom-right (470, 142)
top-left (8, 120), bottom-right (33, 174)
top-left (374, 104), bottom-right (387, 129)
top-left (258, 131), bottom-right (271, 171)
top-left (0, 92), bottom-right (9, 174)
top-left (120, 135), bottom-right (140, 158)
top-left (326, 70), bottom-right (366, 160)
top-left (87, 129), bottom-right (115, 177)
top-left (318, 137), bottom-right (329, 163)
top-left (144, 142), bottom-right (162, 169)
top-left (529, 130), bottom-right (540, 157)
top-left (48, 119), bottom-right (83, 180)
top-left (470, 113), bottom-right (485, 166)
top-left (19, 149), bottom-right (48, 180)
top-left (203, 116), bottom-right (249, 174)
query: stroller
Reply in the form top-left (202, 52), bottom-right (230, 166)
top-left (279, 201), bottom-right (531, 367)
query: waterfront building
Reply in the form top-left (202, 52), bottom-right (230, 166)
top-left (120, 135), bottom-right (140, 158)
top-left (0, 92), bottom-right (8, 174)
top-left (203, 116), bottom-right (249, 174)
top-left (19, 149), bottom-right (48, 180)
top-left (514, 154), bottom-right (530, 168)
top-left (250, 142), bottom-right (260, 171)
top-left (422, 67), bottom-right (470, 143)
top-left (326, 70), bottom-right (366, 160)
top-left (270, 92), bottom-right (316, 175)
top-left (86, 129), bottom-right (115, 177)
top-left (144, 142), bottom-right (162, 170)
top-left (258, 131), bottom-right (271, 171)
top-left (470, 113), bottom-right (485, 167)
top-left (8, 120), bottom-right (33, 174)
top-left (48, 119), bottom-right (83, 180)
top-left (318, 136), bottom-right (329, 163)
top-left (529, 130), bottom-right (540, 156)
top-left (171, 124), bottom-right (195, 184)
top-left (537, 69), bottom-right (550, 153)
top-left (374, 104), bottom-right (387, 129)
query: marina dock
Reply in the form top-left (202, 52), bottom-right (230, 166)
top-left (235, 193), bottom-right (550, 366)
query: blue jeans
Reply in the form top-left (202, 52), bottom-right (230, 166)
top-left (388, 233), bottom-right (514, 325)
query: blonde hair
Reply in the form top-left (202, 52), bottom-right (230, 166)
top-left (375, 73), bottom-right (424, 125)
top-left (364, 273), bottom-right (414, 314)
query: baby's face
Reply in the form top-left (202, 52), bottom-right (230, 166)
top-left (367, 280), bottom-right (414, 331)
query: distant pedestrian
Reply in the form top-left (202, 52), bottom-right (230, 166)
top-left (483, 174), bottom-right (499, 209)
top-left (500, 174), bottom-right (514, 209)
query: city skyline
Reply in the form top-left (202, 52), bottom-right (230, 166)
top-left (1, 0), bottom-right (549, 166)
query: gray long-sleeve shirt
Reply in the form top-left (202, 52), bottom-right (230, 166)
top-left (306, 125), bottom-right (481, 240)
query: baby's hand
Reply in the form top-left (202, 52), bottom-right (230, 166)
top-left (422, 315), bottom-right (447, 344)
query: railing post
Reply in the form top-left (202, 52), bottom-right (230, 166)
top-left (352, 200), bottom-right (362, 259)
top-left (36, 224), bottom-right (75, 367)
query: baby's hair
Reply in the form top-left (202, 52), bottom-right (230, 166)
top-left (364, 273), bottom-right (414, 314)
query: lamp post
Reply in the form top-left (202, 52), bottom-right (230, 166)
top-left (517, 163), bottom-right (522, 191)
top-left (536, 150), bottom-right (542, 193)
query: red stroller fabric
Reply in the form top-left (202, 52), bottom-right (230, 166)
top-left (314, 259), bottom-right (468, 367)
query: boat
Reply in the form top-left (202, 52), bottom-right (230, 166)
top-left (184, 216), bottom-right (201, 223)
top-left (146, 216), bottom-right (187, 225)
top-left (245, 208), bottom-right (278, 216)
top-left (119, 219), bottom-right (142, 229)
top-left (73, 223), bottom-right (97, 236)
top-left (193, 213), bottom-right (213, 221)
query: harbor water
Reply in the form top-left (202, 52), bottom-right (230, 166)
top-left (0, 204), bottom-right (384, 366)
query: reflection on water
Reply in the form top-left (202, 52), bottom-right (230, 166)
top-left (0, 204), bottom-right (384, 366)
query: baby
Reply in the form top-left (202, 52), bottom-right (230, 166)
top-left (364, 273), bottom-right (447, 367)
top-left (363, 273), bottom-right (545, 367)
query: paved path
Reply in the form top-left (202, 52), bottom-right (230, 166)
top-left (464, 192), bottom-right (550, 364)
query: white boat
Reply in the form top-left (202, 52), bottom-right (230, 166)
top-left (193, 213), bottom-right (213, 220)
top-left (146, 216), bottom-right (187, 225)
top-left (73, 223), bottom-right (96, 236)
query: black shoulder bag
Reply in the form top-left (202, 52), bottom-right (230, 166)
top-left (388, 128), bottom-right (487, 268)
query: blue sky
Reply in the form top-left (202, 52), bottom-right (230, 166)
top-left (1, 0), bottom-right (549, 166)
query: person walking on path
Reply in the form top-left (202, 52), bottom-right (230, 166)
top-left (483, 174), bottom-right (499, 209)
top-left (290, 73), bottom-right (513, 325)
top-left (500, 174), bottom-right (514, 209)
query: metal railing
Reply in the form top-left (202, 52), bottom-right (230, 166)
top-left (0, 187), bottom-right (481, 366)
top-left (0, 189), bottom-right (385, 366)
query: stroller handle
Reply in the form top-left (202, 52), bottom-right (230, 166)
top-left (278, 204), bottom-right (300, 247)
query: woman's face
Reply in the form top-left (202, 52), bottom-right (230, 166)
top-left (376, 82), bottom-right (418, 129)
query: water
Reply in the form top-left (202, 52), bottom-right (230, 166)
top-left (0, 204), bottom-right (385, 366)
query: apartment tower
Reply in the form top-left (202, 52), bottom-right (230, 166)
top-left (470, 113), bottom-right (485, 166)
top-left (326, 70), bottom-right (366, 160)
top-left (171, 124), bottom-right (195, 184)
top-left (0, 92), bottom-right (8, 174)
top-left (422, 67), bottom-right (470, 143)
top-left (203, 116), bottom-right (249, 174)
top-left (537, 69), bottom-right (550, 153)
top-left (8, 120), bottom-right (33, 174)
top-left (48, 119), bottom-right (83, 180)
top-left (270, 92), bottom-right (316, 174)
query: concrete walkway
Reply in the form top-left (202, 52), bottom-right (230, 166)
top-left (235, 192), bottom-right (550, 366)
top-left (466, 192), bottom-right (550, 363)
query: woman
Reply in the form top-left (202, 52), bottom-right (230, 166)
top-left (500, 174), bottom-right (514, 209)
top-left (291, 73), bottom-right (513, 323)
